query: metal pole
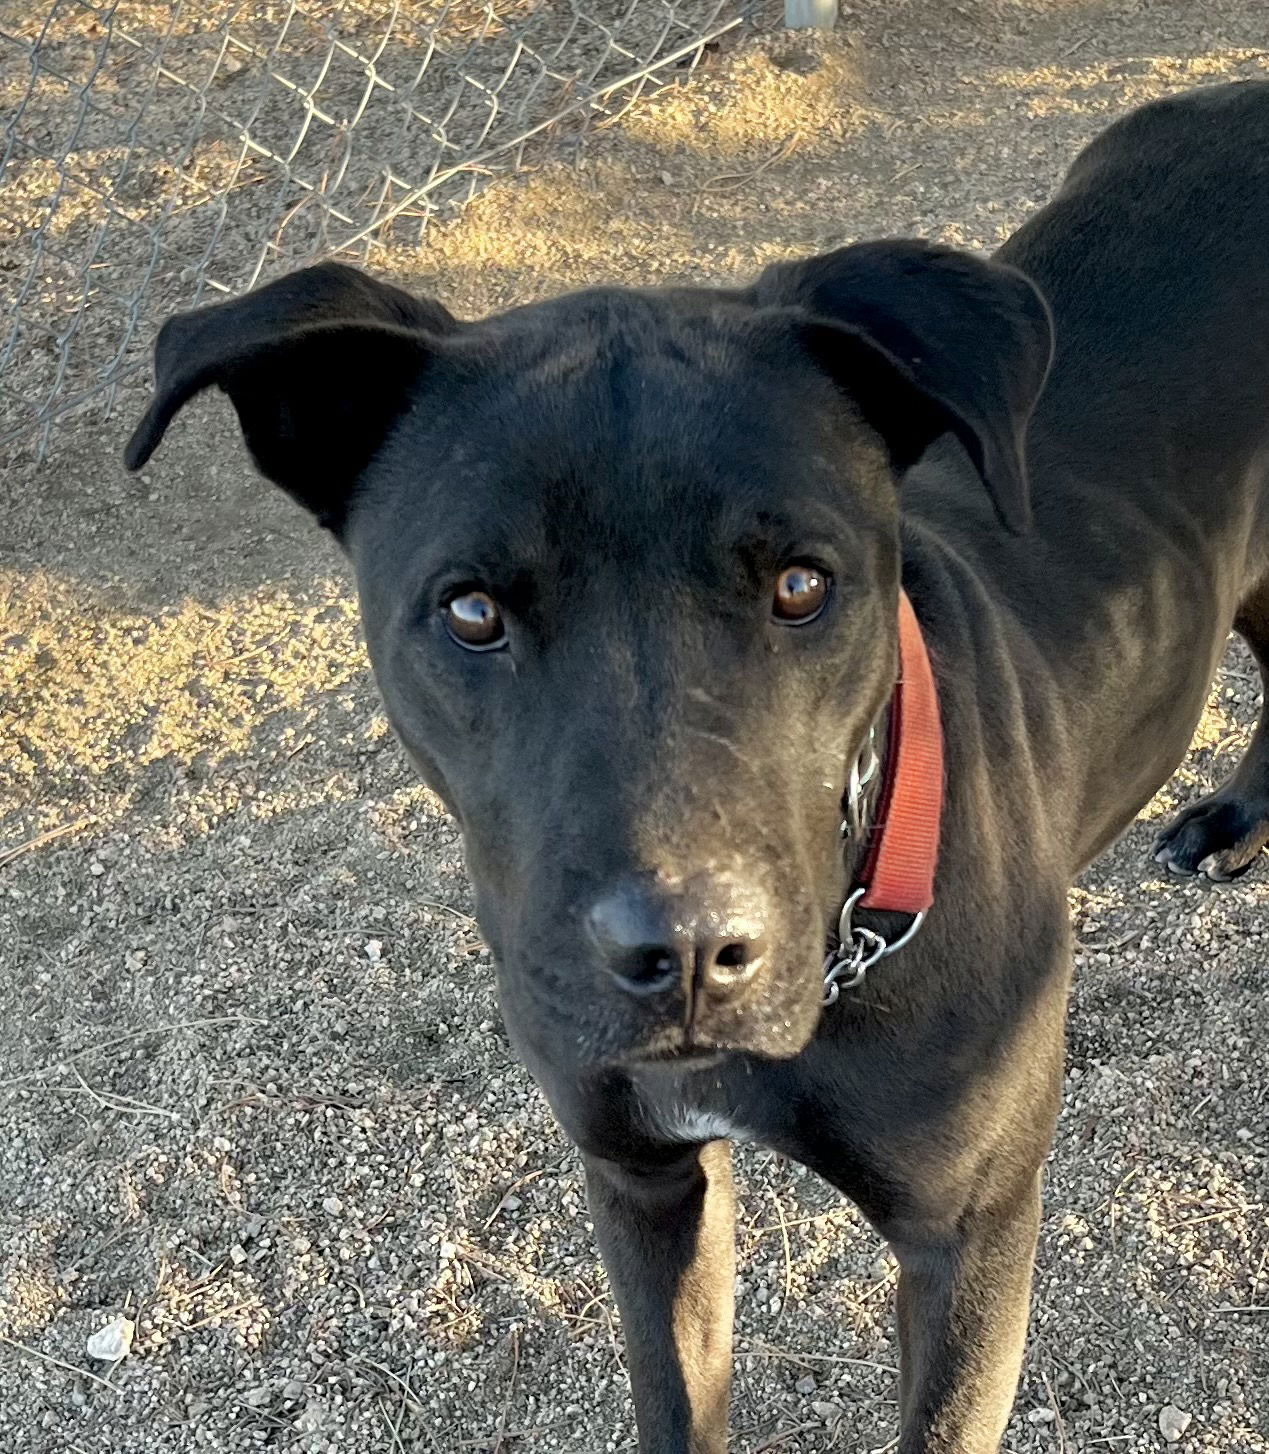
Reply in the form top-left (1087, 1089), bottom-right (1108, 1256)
top-left (784, 0), bottom-right (837, 27)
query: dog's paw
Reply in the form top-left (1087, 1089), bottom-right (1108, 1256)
top-left (1151, 793), bottom-right (1269, 882)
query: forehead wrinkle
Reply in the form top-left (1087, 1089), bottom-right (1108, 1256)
top-left (493, 296), bottom-right (773, 432)
top-left (470, 435), bottom-right (832, 599)
top-left (414, 297), bottom-right (875, 585)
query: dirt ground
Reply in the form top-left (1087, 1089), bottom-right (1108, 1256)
top-left (2, 1), bottom-right (1268, 1450)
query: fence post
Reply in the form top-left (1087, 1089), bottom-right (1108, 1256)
top-left (784, 0), bottom-right (837, 27)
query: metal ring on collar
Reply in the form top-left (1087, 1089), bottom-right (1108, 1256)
top-left (820, 886), bottom-right (926, 1005)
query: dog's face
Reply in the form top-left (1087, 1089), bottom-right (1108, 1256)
top-left (352, 288), bottom-right (902, 1069)
top-left (126, 246), bottom-right (1050, 1075)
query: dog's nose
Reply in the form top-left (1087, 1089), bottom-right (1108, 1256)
top-left (585, 878), bottom-right (768, 998)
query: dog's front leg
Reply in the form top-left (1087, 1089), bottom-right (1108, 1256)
top-left (885, 1171), bottom-right (1041, 1454)
top-left (584, 1140), bottom-right (735, 1454)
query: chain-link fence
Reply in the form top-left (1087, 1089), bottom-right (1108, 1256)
top-left (0, 0), bottom-right (760, 456)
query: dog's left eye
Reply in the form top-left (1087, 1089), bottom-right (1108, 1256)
top-left (773, 564), bottom-right (830, 624)
top-left (444, 590), bottom-right (507, 651)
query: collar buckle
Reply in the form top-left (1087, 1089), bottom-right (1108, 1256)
top-left (841, 725), bottom-right (880, 842)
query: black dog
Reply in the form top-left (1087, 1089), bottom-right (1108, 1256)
top-left (125, 81), bottom-right (1269, 1453)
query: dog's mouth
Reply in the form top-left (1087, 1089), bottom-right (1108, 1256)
top-left (528, 957), bottom-right (824, 1072)
top-left (495, 942), bottom-right (825, 1074)
top-left (614, 1029), bottom-right (729, 1071)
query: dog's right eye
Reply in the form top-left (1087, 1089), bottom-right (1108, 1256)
top-left (444, 590), bottom-right (507, 651)
top-left (772, 563), bottom-right (831, 625)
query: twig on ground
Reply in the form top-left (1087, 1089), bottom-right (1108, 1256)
top-left (1076, 928), bottom-right (1146, 953)
top-left (1040, 1368), bottom-right (1070, 1454)
top-left (0, 1334), bottom-right (120, 1395)
top-left (378, 1396), bottom-right (408, 1454)
top-left (0, 1016), bottom-right (263, 1088)
top-left (357, 1355), bottom-right (442, 1451)
top-left (419, 899), bottom-right (480, 928)
top-left (0, 818), bottom-right (92, 870)
top-left (353, 1356), bottom-right (421, 1413)
top-left (481, 1169), bottom-right (548, 1229)
top-left (1167, 1202), bottom-right (1262, 1230)
top-left (754, 1422), bottom-right (821, 1452)
top-left (65, 1063), bottom-right (182, 1121)
top-left (455, 1430), bottom-right (551, 1450)
top-left (185, 1303), bottom-right (258, 1331)
top-left (768, 1190), bottom-right (794, 1338)
top-left (748, 1208), bottom-right (843, 1239)
top-left (1106, 1166), bottom-right (1139, 1250)
top-left (492, 1327), bottom-right (522, 1454)
top-left (700, 130), bottom-right (803, 192)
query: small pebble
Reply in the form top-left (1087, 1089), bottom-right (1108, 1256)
top-left (1159, 1405), bottom-right (1192, 1443)
top-left (85, 1317), bottom-right (134, 1362)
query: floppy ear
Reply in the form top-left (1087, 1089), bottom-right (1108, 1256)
top-left (752, 240), bottom-right (1053, 533)
top-left (123, 261), bottom-right (458, 534)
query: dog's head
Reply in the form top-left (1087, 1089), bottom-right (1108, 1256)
top-left (126, 244), bottom-right (1050, 1073)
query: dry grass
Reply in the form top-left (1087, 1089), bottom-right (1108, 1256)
top-left (618, 35), bottom-right (870, 158)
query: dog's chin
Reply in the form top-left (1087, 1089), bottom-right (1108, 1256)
top-left (598, 987), bottom-right (824, 1070)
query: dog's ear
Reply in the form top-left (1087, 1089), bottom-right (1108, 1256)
top-left (752, 241), bottom-right (1053, 533)
top-left (123, 262), bottom-right (458, 534)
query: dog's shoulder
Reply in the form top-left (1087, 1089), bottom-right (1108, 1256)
top-left (1058, 79), bottom-right (1269, 201)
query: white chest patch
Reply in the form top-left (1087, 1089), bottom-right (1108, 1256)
top-left (654, 1107), bottom-right (749, 1144)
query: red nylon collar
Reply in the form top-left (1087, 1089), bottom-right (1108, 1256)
top-left (857, 589), bottom-right (943, 915)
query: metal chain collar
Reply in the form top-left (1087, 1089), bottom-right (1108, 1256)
top-left (821, 724), bottom-right (926, 1005)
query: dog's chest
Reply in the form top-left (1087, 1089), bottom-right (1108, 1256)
top-left (644, 1100), bottom-right (752, 1145)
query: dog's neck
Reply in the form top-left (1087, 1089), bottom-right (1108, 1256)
top-left (822, 590), bottom-right (944, 1003)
